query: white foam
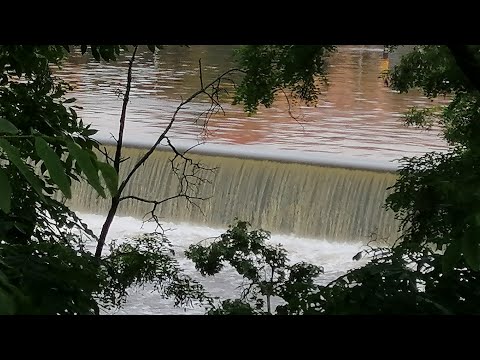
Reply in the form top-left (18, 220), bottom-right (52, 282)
top-left (78, 213), bottom-right (368, 315)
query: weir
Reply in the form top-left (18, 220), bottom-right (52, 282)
top-left (67, 143), bottom-right (401, 244)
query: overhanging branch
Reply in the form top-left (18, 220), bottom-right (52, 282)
top-left (117, 67), bottom-right (244, 195)
top-left (97, 60), bottom-right (243, 258)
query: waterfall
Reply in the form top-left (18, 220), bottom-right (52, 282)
top-left (67, 145), bottom-right (400, 244)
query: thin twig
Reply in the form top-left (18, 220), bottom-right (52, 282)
top-left (113, 45), bottom-right (138, 173)
top-left (199, 59), bottom-right (204, 90)
top-left (280, 88), bottom-right (305, 130)
top-left (117, 68), bottom-right (244, 195)
top-left (97, 64), bottom-right (244, 258)
top-left (99, 146), bottom-right (115, 165)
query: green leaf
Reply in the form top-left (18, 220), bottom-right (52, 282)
top-left (66, 140), bottom-right (105, 198)
top-left (442, 240), bottom-right (462, 273)
top-left (82, 128), bottom-right (98, 136)
top-left (0, 118), bottom-right (19, 134)
top-left (70, 108), bottom-right (78, 120)
top-left (0, 168), bottom-right (11, 213)
top-left (0, 139), bottom-right (46, 202)
top-left (462, 229), bottom-right (480, 271)
top-left (97, 161), bottom-right (118, 197)
top-left (147, 45), bottom-right (156, 53)
top-left (63, 98), bottom-right (76, 104)
top-left (13, 222), bottom-right (28, 234)
top-left (62, 45), bottom-right (70, 53)
top-left (34, 137), bottom-right (71, 199)
top-left (80, 45), bottom-right (87, 54)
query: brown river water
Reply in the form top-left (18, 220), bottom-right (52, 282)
top-left (56, 45), bottom-right (450, 163)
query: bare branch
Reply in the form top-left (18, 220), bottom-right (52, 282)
top-left (96, 62), bottom-right (244, 258)
top-left (118, 67), bottom-right (244, 195)
top-left (191, 61), bottom-right (232, 133)
top-left (120, 191), bottom-right (212, 230)
top-left (119, 194), bottom-right (189, 205)
top-left (199, 59), bottom-right (204, 90)
top-left (241, 280), bottom-right (257, 301)
top-left (280, 88), bottom-right (306, 130)
top-left (99, 146), bottom-right (115, 165)
top-left (113, 45), bottom-right (138, 173)
top-left (119, 133), bottom-right (217, 227)
top-left (95, 46), bottom-right (138, 258)
top-left (165, 137), bottom-right (208, 159)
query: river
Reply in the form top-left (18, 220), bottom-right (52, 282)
top-left (57, 45), bottom-right (449, 162)
top-left (56, 45), bottom-right (447, 314)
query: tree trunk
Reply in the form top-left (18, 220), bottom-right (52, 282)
top-left (95, 196), bottom-right (120, 258)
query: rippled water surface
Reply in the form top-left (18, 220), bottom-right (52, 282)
top-left (56, 45), bottom-right (450, 162)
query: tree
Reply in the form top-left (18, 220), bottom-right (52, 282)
top-left (185, 45), bottom-right (480, 314)
top-left (234, 45), bottom-right (336, 114)
top-left (4, 44), bottom-right (479, 314)
top-left (0, 45), bottom-right (113, 314)
top-left (77, 45), bottom-right (338, 314)
top-left (185, 220), bottom-right (324, 314)
top-left (0, 46), bottom-right (212, 314)
top-left (92, 46), bottom-right (244, 259)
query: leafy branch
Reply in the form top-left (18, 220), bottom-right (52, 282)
top-left (185, 220), bottom-right (325, 315)
top-left (95, 51), bottom-right (246, 258)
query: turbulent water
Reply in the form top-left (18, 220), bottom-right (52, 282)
top-left (80, 213), bottom-right (368, 315)
top-left (68, 145), bottom-right (400, 243)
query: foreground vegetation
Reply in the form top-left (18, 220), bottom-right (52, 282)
top-left (1, 45), bottom-right (480, 314)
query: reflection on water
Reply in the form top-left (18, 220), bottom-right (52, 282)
top-left (56, 45), bottom-right (449, 162)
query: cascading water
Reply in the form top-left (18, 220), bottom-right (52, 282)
top-left (66, 144), bottom-right (400, 244)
